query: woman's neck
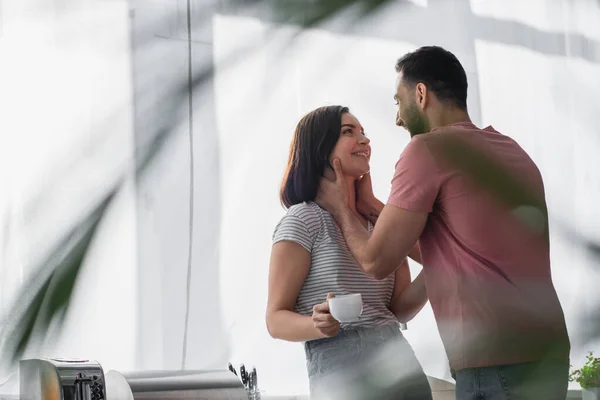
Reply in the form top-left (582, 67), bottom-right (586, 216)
top-left (345, 177), bottom-right (367, 226)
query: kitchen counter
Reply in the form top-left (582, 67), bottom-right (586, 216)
top-left (258, 377), bottom-right (584, 400)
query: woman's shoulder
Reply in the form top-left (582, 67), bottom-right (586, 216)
top-left (282, 202), bottom-right (328, 235)
top-left (286, 201), bottom-right (322, 220)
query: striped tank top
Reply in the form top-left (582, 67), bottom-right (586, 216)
top-left (272, 202), bottom-right (398, 333)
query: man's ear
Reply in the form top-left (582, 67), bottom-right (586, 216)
top-left (416, 82), bottom-right (428, 110)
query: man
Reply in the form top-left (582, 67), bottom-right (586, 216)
top-left (316, 46), bottom-right (570, 399)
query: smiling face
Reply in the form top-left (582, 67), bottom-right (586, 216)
top-left (328, 112), bottom-right (371, 178)
top-left (394, 72), bottom-right (431, 137)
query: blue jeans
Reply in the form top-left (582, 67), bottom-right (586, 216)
top-left (304, 324), bottom-right (432, 400)
top-left (455, 360), bottom-right (569, 400)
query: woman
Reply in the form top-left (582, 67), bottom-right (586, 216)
top-left (265, 105), bottom-right (432, 399)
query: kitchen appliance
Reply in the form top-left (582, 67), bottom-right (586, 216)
top-left (20, 358), bottom-right (105, 400)
top-left (19, 358), bottom-right (249, 399)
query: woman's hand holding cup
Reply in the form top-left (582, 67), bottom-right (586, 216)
top-left (312, 293), bottom-right (340, 338)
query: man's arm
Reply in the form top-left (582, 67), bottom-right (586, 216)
top-left (334, 203), bottom-right (427, 280)
top-left (358, 195), bottom-right (424, 265)
top-left (357, 195), bottom-right (384, 225)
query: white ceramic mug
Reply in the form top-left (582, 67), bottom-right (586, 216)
top-left (328, 293), bottom-right (363, 322)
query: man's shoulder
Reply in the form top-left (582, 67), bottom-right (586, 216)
top-left (416, 124), bottom-right (513, 157)
top-left (426, 123), bottom-right (503, 139)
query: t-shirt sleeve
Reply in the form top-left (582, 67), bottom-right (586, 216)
top-left (387, 137), bottom-right (440, 213)
top-left (272, 214), bottom-right (314, 253)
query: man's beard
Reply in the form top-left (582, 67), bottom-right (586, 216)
top-left (405, 102), bottom-right (430, 137)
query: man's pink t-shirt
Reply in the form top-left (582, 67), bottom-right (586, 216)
top-left (387, 122), bottom-right (570, 371)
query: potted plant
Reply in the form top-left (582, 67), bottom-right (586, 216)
top-left (570, 352), bottom-right (600, 400)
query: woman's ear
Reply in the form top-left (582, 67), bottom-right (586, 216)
top-left (323, 163), bottom-right (336, 181)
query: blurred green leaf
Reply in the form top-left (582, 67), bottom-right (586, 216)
top-left (435, 135), bottom-right (547, 212)
top-left (0, 191), bottom-right (116, 363)
top-left (267, 0), bottom-right (394, 27)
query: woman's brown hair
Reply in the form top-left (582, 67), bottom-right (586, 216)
top-left (280, 105), bottom-right (349, 208)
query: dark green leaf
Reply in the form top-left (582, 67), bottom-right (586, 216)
top-left (0, 191), bottom-right (116, 363)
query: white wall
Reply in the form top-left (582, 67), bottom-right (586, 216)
top-left (210, 1), bottom-right (600, 394)
top-left (1, 0), bottom-right (599, 397)
top-left (0, 0), bottom-right (137, 379)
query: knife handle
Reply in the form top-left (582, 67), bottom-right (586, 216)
top-left (240, 364), bottom-right (247, 386)
top-left (251, 367), bottom-right (258, 391)
top-left (228, 362), bottom-right (237, 376)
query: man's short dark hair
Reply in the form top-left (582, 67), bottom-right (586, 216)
top-left (395, 46), bottom-right (468, 110)
top-left (280, 105), bottom-right (349, 208)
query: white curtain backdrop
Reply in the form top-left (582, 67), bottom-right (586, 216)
top-left (1, 0), bottom-right (599, 397)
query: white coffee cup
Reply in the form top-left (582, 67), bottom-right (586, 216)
top-left (328, 293), bottom-right (363, 322)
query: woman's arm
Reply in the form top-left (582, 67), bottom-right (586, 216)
top-left (265, 241), bottom-right (327, 342)
top-left (388, 258), bottom-right (428, 323)
top-left (408, 242), bottom-right (423, 264)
